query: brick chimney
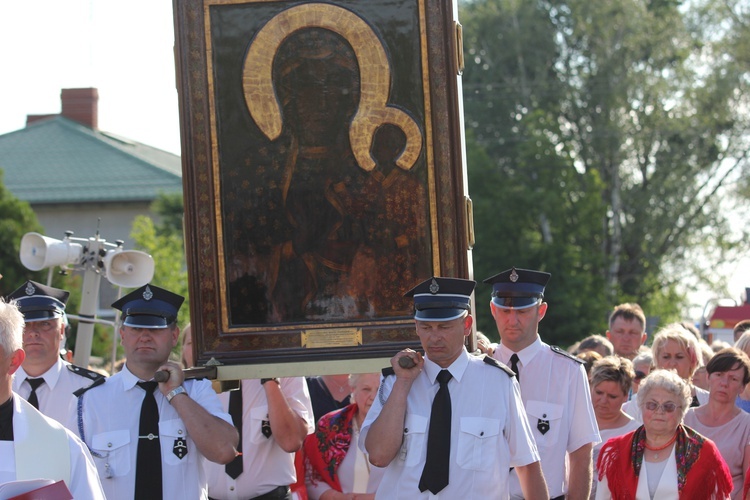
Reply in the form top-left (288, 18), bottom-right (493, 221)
top-left (25, 88), bottom-right (99, 128)
top-left (60, 88), bottom-right (99, 129)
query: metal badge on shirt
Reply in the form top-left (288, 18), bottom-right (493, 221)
top-left (537, 415), bottom-right (550, 435)
top-left (173, 438), bottom-right (188, 459)
top-left (262, 415), bottom-right (272, 438)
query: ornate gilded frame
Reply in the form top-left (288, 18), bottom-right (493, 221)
top-left (173, 0), bottom-right (472, 374)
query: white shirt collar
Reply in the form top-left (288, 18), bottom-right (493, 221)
top-left (424, 347), bottom-right (469, 383)
top-left (16, 357), bottom-right (65, 390)
top-left (120, 363), bottom-right (153, 391)
top-left (498, 335), bottom-right (544, 366)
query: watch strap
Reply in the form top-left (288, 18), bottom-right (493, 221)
top-left (166, 386), bottom-right (187, 403)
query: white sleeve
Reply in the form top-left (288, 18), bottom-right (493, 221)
top-left (567, 363), bottom-right (601, 453)
top-left (187, 379), bottom-right (233, 425)
top-left (506, 375), bottom-right (540, 468)
top-left (280, 377), bottom-right (315, 434)
top-left (66, 431), bottom-right (106, 500)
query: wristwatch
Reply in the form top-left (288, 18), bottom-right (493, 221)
top-left (166, 386), bottom-right (187, 403)
top-left (260, 378), bottom-right (279, 385)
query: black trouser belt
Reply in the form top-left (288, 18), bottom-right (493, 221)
top-left (209, 485), bottom-right (291, 500)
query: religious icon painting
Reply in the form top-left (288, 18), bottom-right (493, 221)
top-left (174, 0), bottom-right (474, 372)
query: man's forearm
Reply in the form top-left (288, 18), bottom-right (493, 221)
top-left (516, 461), bottom-right (549, 500)
top-left (265, 381), bottom-right (309, 452)
top-left (567, 443), bottom-right (594, 500)
top-left (364, 378), bottom-right (412, 467)
top-left (170, 392), bottom-right (239, 464)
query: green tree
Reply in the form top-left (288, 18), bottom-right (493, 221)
top-left (130, 193), bottom-right (189, 328)
top-left (461, 0), bottom-right (749, 345)
top-left (0, 168), bottom-right (46, 295)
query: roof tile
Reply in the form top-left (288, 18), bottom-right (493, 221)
top-left (0, 117), bottom-right (182, 204)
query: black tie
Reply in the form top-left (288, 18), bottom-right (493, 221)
top-left (26, 378), bottom-right (45, 410)
top-left (136, 381), bottom-right (162, 499)
top-left (225, 388), bottom-right (244, 479)
top-left (510, 354), bottom-right (521, 382)
top-left (419, 369), bottom-right (452, 494)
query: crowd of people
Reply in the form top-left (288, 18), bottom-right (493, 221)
top-left (2, 269), bottom-right (750, 499)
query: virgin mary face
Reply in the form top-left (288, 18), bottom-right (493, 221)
top-left (274, 28), bottom-right (361, 145)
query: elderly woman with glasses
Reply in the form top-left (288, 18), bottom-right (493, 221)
top-left (304, 373), bottom-right (385, 499)
top-left (684, 348), bottom-right (750, 499)
top-left (596, 369), bottom-right (732, 499)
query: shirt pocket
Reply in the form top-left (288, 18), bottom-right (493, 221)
top-left (159, 418), bottom-right (190, 466)
top-left (525, 400), bottom-right (563, 447)
top-left (456, 417), bottom-right (501, 471)
top-left (90, 429), bottom-right (131, 478)
top-left (402, 414), bottom-right (429, 467)
top-left (249, 405), bottom-right (269, 444)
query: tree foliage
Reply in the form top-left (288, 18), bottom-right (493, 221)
top-left (130, 193), bottom-right (189, 328)
top-left (0, 169), bottom-right (46, 296)
top-left (461, 0), bottom-right (749, 345)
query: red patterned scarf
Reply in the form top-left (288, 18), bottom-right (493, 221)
top-left (304, 403), bottom-right (358, 492)
top-left (597, 424), bottom-right (732, 499)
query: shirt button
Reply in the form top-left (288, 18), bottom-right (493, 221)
top-left (178, 430), bottom-right (183, 435)
top-left (230, 486), bottom-right (235, 491)
top-left (107, 443), bottom-right (112, 448)
top-left (480, 431), bottom-right (484, 436)
top-left (404, 428), bottom-right (409, 434)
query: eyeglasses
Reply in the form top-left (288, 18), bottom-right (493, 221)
top-left (644, 401), bottom-right (681, 413)
top-left (24, 320), bottom-right (59, 333)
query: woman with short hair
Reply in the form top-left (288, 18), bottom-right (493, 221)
top-left (596, 369), bottom-right (732, 499)
top-left (684, 348), bottom-right (750, 499)
top-left (624, 324), bottom-right (707, 421)
top-left (589, 356), bottom-right (641, 499)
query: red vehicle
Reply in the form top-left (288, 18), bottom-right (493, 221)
top-left (700, 288), bottom-right (750, 345)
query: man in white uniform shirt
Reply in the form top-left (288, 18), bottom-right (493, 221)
top-left (486, 267), bottom-right (600, 500)
top-left (0, 298), bottom-right (105, 499)
top-left (362, 276), bottom-right (548, 499)
top-left (7, 281), bottom-right (104, 431)
top-left (204, 377), bottom-right (314, 500)
top-left (77, 284), bottom-right (239, 499)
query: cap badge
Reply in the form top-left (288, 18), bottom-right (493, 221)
top-left (143, 286), bottom-right (154, 301)
top-left (429, 278), bottom-right (439, 294)
top-left (510, 269), bottom-right (519, 283)
top-left (25, 282), bottom-right (36, 296)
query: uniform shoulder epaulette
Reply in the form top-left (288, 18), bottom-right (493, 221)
top-left (382, 366), bottom-right (395, 377)
top-left (68, 365), bottom-right (106, 382)
top-left (550, 345), bottom-right (584, 364)
top-left (483, 355), bottom-right (515, 377)
top-left (67, 364), bottom-right (107, 382)
top-left (73, 376), bottom-right (106, 397)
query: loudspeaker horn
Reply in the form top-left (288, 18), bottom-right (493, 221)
top-left (19, 232), bottom-right (84, 271)
top-left (104, 249), bottom-right (155, 288)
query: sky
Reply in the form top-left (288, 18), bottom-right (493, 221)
top-left (1, 0), bottom-right (747, 322)
top-left (0, 1), bottom-right (181, 155)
